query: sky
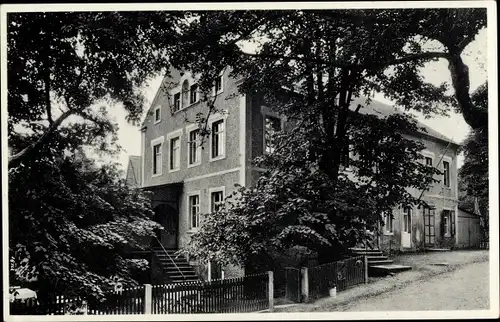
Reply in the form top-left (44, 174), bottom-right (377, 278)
top-left (106, 27), bottom-right (488, 173)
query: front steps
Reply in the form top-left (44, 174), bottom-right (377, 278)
top-left (152, 248), bottom-right (200, 284)
top-left (350, 247), bottom-right (412, 277)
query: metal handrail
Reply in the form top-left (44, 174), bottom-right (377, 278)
top-left (154, 236), bottom-right (186, 280)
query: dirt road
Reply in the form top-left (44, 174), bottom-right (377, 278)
top-left (333, 261), bottom-right (489, 311)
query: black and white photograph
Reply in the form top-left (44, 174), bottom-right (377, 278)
top-left (1, 2), bottom-right (498, 320)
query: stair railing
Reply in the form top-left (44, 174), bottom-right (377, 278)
top-left (154, 236), bottom-right (186, 280)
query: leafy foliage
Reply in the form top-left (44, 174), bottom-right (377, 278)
top-left (176, 9), bottom-right (484, 265)
top-left (188, 112), bottom-right (441, 266)
top-left (7, 11), bottom-right (182, 166)
top-left (458, 82), bottom-right (488, 235)
top-left (9, 141), bottom-right (160, 301)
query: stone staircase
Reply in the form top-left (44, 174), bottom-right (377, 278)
top-left (350, 247), bottom-right (412, 277)
top-left (152, 248), bottom-right (200, 283)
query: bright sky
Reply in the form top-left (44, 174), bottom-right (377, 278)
top-left (106, 28), bottom-right (487, 173)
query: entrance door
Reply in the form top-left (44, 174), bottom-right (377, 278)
top-left (424, 207), bottom-right (436, 246)
top-left (153, 204), bottom-right (178, 249)
top-left (401, 207), bottom-right (412, 248)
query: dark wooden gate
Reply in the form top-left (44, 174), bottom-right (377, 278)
top-left (424, 207), bottom-right (436, 246)
top-left (285, 267), bottom-right (301, 303)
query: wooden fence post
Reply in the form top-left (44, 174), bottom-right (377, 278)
top-left (144, 284), bottom-right (152, 314)
top-left (268, 271), bottom-right (274, 312)
top-left (301, 267), bottom-right (309, 303)
top-left (364, 256), bottom-right (369, 284)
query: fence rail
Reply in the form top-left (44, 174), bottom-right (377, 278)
top-left (9, 273), bottom-right (271, 315)
top-left (307, 255), bottom-right (366, 301)
top-left (152, 273), bottom-right (269, 314)
top-left (87, 286), bottom-right (145, 315)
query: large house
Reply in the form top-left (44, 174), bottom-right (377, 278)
top-left (130, 67), bottom-right (460, 283)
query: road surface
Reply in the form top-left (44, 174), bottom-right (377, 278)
top-left (335, 261), bottom-right (489, 311)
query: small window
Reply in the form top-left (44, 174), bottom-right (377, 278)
top-left (264, 115), bottom-right (282, 154)
top-left (154, 106), bottom-right (161, 123)
top-left (188, 129), bottom-right (200, 166)
top-left (425, 157), bottom-right (433, 166)
top-left (211, 119), bottom-right (225, 159)
top-left (211, 190), bottom-right (224, 213)
top-left (170, 137), bottom-right (180, 171)
top-left (152, 143), bottom-right (162, 176)
top-left (190, 84), bottom-right (199, 104)
top-left (214, 75), bottom-right (223, 94)
top-left (173, 93), bottom-right (181, 112)
top-left (443, 161), bottom-right (450, 187)
top-left (189, 194), bottom-right (200, 229)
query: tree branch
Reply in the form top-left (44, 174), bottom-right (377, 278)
top-left (236, 49), bottom-right (449, 71)
top-left (8, 109), bottom-right (75, 167)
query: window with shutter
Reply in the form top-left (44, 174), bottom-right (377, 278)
top-left (451, 210), bottom-right (456, 236)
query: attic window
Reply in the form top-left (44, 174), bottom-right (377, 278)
top-left (154, 106), bottom-right (161, 124)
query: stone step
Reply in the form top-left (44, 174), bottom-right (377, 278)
top-left (350, 248), bottom-right (381, 253)
top-left (369, 264), bottom-right (412, 276)
top-left (368, 259), bottom-right (394, 265)
top-left (366, 255), bottom-right (388, 260)
top-left (172, 279), bottom-right (200, 284)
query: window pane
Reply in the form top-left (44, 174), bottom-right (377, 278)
top-left (190, 84), bottom-right (198, 104)
top-left (212, 120), bottom-right (224, 158)
top-left (173, 93), bottom-right (181, 112)
top-left (189, 130), bottom-right (198, 164)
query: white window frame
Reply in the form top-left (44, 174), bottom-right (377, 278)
top-left (262, 112), bottom-right (284, 155)
top-left (421, 150), bottom-right (435, 166)
top-left (442, 157), bottom-right (451, 188)
top-left (209, 113), bottom-right (227, 162)
top-left (383, 211), bottom-right (394, 235)
top-left (154, 106), bottom-right (161, 124)
top-left (213, 73), bottom-right (224, 96)
top-left (402, 207), bottom-right (412, 233)
top-left (209, 186), bottom-right (226, 213)
top-left (166, 129), bottom-right (183, 173)
top-left (150, 136), bottom-right (165, 177)
top-left (187, 191), bottom-right (201, 231)
top-left (189, 83), bottom-right (199, 105)
top-left (172, 92), bottom-right (181, 113)
top-left (186, 124), bottom-right (202, 168)
top-left (442, 208), bottom-right (453, 237)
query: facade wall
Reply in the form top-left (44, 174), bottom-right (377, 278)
top-left (141, 68), bottom-right (248, 279)
top-left (379, 135), bottom-right (459, 252)
top-left (142, 68), bottom-right (244, 188)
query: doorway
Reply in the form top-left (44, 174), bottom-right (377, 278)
top-left (401, 207), bottom-right (412, 248)
top-left (153, 204), bottom-right (178, 249)
top-left (424, 207), bottom-right (436, 247)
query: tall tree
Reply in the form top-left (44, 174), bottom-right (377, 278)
top-left (9, 134), bottom-right (160, 301)
top-left (166, 9), bottom-right (486, 264)
top-left (458, 82), bottom-right (488, 238)
top-left (7, 11), bottom-right (182, 166)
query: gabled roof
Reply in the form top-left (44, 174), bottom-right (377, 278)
top-left (350, 97), bottom-right (459, 146)
top-left (126, 155), bottom-right (141, 186)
